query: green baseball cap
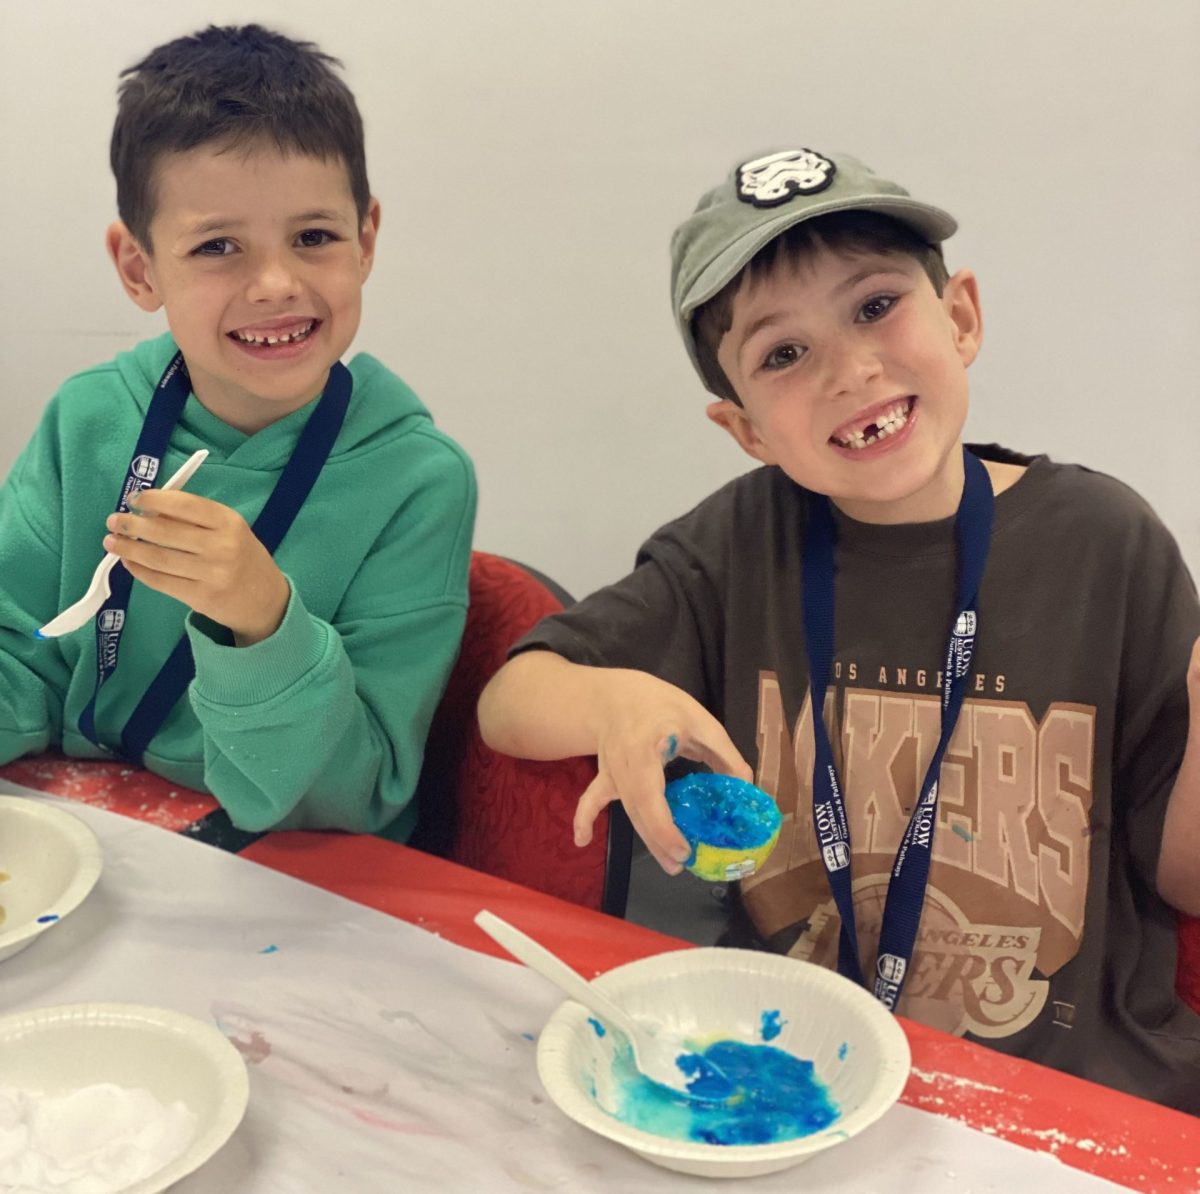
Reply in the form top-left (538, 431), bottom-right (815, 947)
top-left (670, 147), bottom-right (957, 388)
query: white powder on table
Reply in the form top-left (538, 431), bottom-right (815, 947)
top-left (0, 1082), bottom-right (196, 1194)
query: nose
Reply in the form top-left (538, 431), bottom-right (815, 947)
top-left (823, 335), bottom-right (882, 398)
top-left (245, 250), bottom-right (300, 304)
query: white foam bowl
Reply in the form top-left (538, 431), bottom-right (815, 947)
top-left (0, 1002), bottom-right (250, 1193)
top-left (0, 794), bottom-right (103, 963)
top-left (538, 947), bottom-right (910, 1179)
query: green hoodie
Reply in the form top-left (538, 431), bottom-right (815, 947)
top-left (0, 333), bottom-right (476, 840)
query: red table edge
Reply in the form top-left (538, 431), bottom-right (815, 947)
top-left (239, 832), bottom-right (1200, 1192)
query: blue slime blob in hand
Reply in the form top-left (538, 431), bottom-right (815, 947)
top-left (663, 773), bottom-right (782, 881)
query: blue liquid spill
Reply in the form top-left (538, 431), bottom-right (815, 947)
top-left (588, 1017), bottom-right (606, 1037)
top-left (664, 774), bottom-right (782, 856)
top-left (36, 914), bottom-right (60, 924)
top-left (760, 1010), bottom-right (785, 1041)
top-left (838, 1041), bottom-right (849, 1061)
top-left (607, 1038), bottom-right (838, 1146)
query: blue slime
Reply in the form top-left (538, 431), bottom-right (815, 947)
top-left (606, 1037), bottom-right (839, 1146)
top-left (664, 773), bottom-right (782, 855)
top-left (759, 1009), bottom-right (785, 1041)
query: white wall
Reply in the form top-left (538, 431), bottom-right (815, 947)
top-left (2, 0), bottom-right (1197, 600)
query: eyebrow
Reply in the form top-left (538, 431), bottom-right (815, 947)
top-left (738, 310), bottom-right (790, 352)
top-left (185, 209), bottom-right (349, 237)
top-left (831, 265), bottom-right (908, 295)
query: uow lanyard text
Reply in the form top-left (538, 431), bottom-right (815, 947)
top-left (801, 448), bottom-right (994, 1008)
top-left (78, 352), bottom-right (351, 764)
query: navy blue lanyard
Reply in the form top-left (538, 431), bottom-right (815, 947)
top-left (801, 448), bottom-right (994, 1008)
top-left (78, 352), bottom-right (351, 764)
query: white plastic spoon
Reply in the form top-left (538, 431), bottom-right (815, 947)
top-left (37, 449), bottom-right (210, 639)
top-left (475, 909), bottom-right (730, 1096)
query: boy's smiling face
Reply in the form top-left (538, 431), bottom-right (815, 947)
top-left (107, 141), bottom-right (380, 433)
top-left (709, 246), bottom-right (982, 524)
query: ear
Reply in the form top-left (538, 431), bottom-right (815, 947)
top-left (357, 198), bottom-right (382, 283)
top-left (706, 400), bottom-right (778, 466)
top-left (105, 222), bottom-right (162, 313)
top-left (942, 268), bottom-right (983, 366)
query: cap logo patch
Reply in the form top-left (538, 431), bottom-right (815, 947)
top-left (737, 149), bottom-right (836, 208)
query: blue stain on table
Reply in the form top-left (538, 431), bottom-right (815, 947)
top-left (258, 944), bottom-right (279, 954)
top-left (838, 1041), bottom-right (849, 1061)
top-left (607, 1039), bottom-right (838, 1146)
top-left (588, 1017), bottom-right (607, 1037)
top-left (36, 914), bottom-right (60, 924)
top-left (664, 773), bottom-right (781, 856)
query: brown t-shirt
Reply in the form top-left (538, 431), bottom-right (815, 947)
top-left (515, 446), bottom-right (1200, 1112)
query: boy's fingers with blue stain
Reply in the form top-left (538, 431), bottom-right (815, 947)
top-left (574, 720), bottom-right (753, 876)
top-left (575, 755), bottom-right (688, 875)
top-left (671, 725), bottom-right (755, 787)
top-left (568, 670), bottom-right (753, 873)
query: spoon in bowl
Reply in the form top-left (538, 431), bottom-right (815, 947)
top-left (474, 909), bottom-right (732, 1098)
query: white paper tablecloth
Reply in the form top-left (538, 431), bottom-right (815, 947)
top-left (0, 793), bottom-right (1126, 1193)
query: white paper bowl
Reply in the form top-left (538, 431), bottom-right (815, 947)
top-left (537, 947), bottom-right (910, 1179)
top-left (0, 794), bottom-right (103, 963)
top-left (0, 1002), bottom-right (250, 1193)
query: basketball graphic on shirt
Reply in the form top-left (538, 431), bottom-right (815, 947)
top-left (744, 673), bottom-right (1091, 1043)
top-left (788, 875), bottom-right (1049, 1038)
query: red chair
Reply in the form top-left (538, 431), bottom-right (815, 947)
top-left (410, 552), bottom-right (618, 911)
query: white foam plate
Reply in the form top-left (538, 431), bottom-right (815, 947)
top-left (538, 947), bottom-right (910, 1178)
top-left (0, 1002), bottom-right (250, 1193)
top-left (0, 794), bottom-right (103, 962)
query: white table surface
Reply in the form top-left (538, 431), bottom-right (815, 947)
top-left (0, 793), bottom-right (1128, 1193)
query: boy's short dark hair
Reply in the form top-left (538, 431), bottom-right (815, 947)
top-left (692, 210), bottom-right (949, 405)
top-left (111, 24), bottom-right (370, 248)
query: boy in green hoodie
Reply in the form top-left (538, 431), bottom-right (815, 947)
top-left (0, 25), bottom-right (476, 839)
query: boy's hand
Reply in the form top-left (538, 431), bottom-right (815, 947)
top-left (104, 490), bottom-right (289, 646)
top-left (576, 672), bottom-right (753, 875)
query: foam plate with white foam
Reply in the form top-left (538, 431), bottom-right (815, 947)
top-left (0, 1002), bottom-right (249, 1193)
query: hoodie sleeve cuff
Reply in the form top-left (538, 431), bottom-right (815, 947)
top-left (186, 577), bottom-right (330, 708)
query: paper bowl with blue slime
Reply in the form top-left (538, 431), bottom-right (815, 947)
top-left (537, 948), bottom-right (910, 1178)
top-left (664, 773), bottom-right (782, 882)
